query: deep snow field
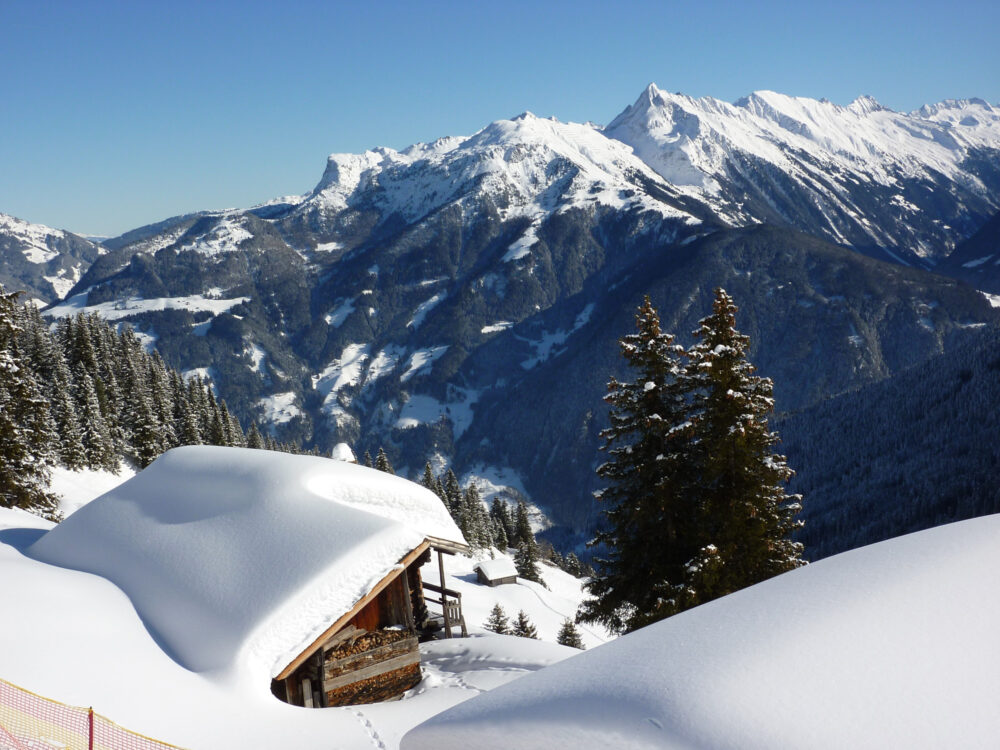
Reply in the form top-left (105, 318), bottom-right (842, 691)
top-left (0, 457), bottom-right (604, 749)
top-left (2, 455), bottom-right (999, 749)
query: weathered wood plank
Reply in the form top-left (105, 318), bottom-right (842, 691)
top-left (324, 636), bottom-right (418, 680)
top-left (325, 662), bottom-right (422, 707)
top-left (323, 652), bottom-right (421, 692)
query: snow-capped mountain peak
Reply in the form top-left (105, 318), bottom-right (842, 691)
top-left (0, 212), bottom-right (103, 302)
top-left (605, 83), bottom-right (1000, 255)
top-left (0, 212), bottom-right (68, 264)
top-left (304, 110), bottom-right (701, 233)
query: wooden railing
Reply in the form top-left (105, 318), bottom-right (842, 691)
top-left (422, 582), bottom-right (468, 638)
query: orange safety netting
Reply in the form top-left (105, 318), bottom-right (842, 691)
top-left (0, 678), bottom-right (184, 750)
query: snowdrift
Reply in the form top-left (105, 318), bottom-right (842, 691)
top-left (403, 513), bottom-right (1000, 749)
top-left (27, 445), bottom-right (464, 681)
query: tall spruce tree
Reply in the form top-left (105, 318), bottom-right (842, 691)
top-left (490, 498), bottom-right (515, 548)
top-left (513, 499), bottom-right (533, 548)
top-left (678, 288), bottom-right (804, 606)
top-left (443, 469), bottom-right (462, 517)
top-left (514, 539), bottom-right (543, 585)
top-left (578, 296), bottom-right (696, 633)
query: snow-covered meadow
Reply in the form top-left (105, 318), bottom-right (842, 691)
top-left (2, 451), bottom-right (998, 749)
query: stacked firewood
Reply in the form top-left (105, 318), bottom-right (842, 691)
top-left (325, 627), bottom-right (413, 662)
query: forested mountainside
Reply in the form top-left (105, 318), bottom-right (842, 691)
top-left (935, 209), bottom-right (1000, 294)
top-left (781, 323), bottom-right (1000, 560)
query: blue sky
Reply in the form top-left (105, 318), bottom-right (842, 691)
top-left (2, 0), bottom-right (997, 236)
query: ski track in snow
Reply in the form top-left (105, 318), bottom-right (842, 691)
top-left (522, 575), bottom-right (604, 643)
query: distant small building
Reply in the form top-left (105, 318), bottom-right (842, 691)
top-left (473, 557), bottom-right (518, 587)
top-left (331, 442), bottom-right (357, 463)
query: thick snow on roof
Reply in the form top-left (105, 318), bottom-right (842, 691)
top-left (404, 513), bottom-right (1000, 749)
top-left (472, 556), bottom-right (518, 580)
top-left (331, 441), bottom-right (357, 462)
top-left (28, 446), bottom-right (464, 681)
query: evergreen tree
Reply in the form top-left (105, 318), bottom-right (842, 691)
top-left (431, 477), bottom-right (445, 502)
top-left (246, 422), bottom-right (265, 449)
top-left (131, 391), bottom-right (166, 468)
top-left (50, 351), bottom-right (87, 469)
top-left (443, 469), bottom-right (462, 517)
top-left (75, 368), bottom-right (118, 471)
top-left (678, 288), bottom-right (804, 605)
top-left (511, 610), bottom-right (538, 639)
top-left (579, 291), bottom-right (803, 634)
top-left (421, 462), bottom-right (436, 492)
top-left (460, 484), bottom-right (493, 549)
top-left (362, 450), bottom-right (373, 468)
top-left (491, 517), bottom-right (509, 550)
top-left (513, 498), bottom-right (533, 547)
top-left (0, 288), bottom-right (59, 517)
top-left (514, 539), bottom-right (543, 585)
top-left (564, 552), bottom-right (583, 578)
top-left (483, 603), bottom-right (510, 635)
top-left (556, 618), bottom-right (585, 649)
top-left (374, 446), bottom-right (394, 474)
top-left (578, 295), bottom-right (699, 633)
top-left (490, 498), bottom-right (514, 548)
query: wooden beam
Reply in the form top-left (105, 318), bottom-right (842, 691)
top-left (275, 540), bottom-right (431, 681)
top-left (438, 548), bottom-right (451, 638)
top-left (425, 535), bottom-right (471, 555)
top-left (318, 625), bottom-right (362, 653)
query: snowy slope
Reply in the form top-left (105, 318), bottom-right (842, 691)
top-left (47, 464), bottom-right (135, 517)
top-left (423, 551), bottom-right (609, 649)
top-left (403, 513), bottom-right (1000, 750)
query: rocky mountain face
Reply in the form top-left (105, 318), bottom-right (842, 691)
top-left (606, 86), bottom-right (1000, 264)
top-left (22, 85), bottom-right (1000, 546)
top-left (0, 213), bottom-right (104, 304)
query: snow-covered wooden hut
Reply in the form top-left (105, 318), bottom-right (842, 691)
top-left (28, 446), bottom-right (469, 708)
top-left (473, 557), bottom-right (519, 587)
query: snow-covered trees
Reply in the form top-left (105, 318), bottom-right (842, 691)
top-left (375, 447), bottom-right (395, 474)
top-left (0, 285), bottom-right (282, 516)
top-left (579, 290), bottom-right (804, 633)
top-left (0, 289), bottom-right (59, 516)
